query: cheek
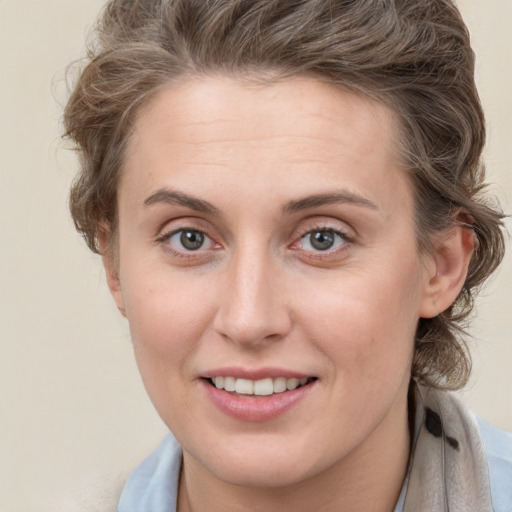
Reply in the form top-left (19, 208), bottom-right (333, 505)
top-left (120, 269), bottom-right (216, 380)
top-left (298, 263), bottom-right (422, 377)
top-left (121, 274), bottom-right (217, 428)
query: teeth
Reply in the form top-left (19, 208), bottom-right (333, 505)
top-left (273, 377), bottom-right (287, 393)
top-left (235, 378), bottom-right (254, 395)
top-left (210, 376), bottom-right (311, 395)
top-left (286, 378), bottom-right (299, 390)
top-left (224, 376), bottom-right (236, 392)
top-left (253, 378), bottom-right (273, 396)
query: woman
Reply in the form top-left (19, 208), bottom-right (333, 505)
top-left (64, 0), bottom-right (511, 510)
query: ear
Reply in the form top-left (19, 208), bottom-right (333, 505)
top-left (418, 223), bottom-right (475, 319)
top-left (98, 226), bottom-right (127, 318)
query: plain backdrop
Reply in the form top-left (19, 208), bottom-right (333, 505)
top-left (0, 1), bottom-right (510, 510)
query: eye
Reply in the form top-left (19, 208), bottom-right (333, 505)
top-left (299, 229), bottom-right (348, 252)
top-left (173, 229), bottom-right (205, 251)
top-left (163, 229), bottom-right (217, 252)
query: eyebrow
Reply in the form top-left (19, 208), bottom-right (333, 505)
top-left (143, 188), bottom-right (378, 217)
top-left (143, 189), bottom-right (220, 215)
top-left (282, 191), bottom-right (379, 215)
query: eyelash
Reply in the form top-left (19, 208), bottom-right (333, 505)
top-left (156, 227), bottom-right (219, 259)
top-left (292, 226), bottom-right (353, 258)
top-left (155, 224), bottom-right (354, 260)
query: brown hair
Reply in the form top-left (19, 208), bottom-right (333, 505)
top-left (64, 0), bottom-right (505, 390)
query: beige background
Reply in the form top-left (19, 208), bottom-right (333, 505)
top-left (0, 0), bottom-right (510, 510)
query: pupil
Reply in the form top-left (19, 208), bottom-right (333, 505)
top-left (180, 230), bottom-right (204, 250)
top-left (310, 230), bottom-right (334, 250)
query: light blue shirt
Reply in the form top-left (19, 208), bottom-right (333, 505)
top-left (477, 418), bottom-right (512, 512)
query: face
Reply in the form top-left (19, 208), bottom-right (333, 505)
top-left (108, 76), bottom-right (439, 488)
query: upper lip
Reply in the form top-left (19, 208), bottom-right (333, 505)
top-left (201, 367), bottom-right (314, 381)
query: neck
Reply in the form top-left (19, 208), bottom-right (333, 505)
top-left (178, 386), bottom-right (411, 512)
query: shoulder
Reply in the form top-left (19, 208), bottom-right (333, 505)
top-left (56, 434), bottom-right (182, 512)
top-left (55, 471), bottom-right (128, 512)
top-left (117, 433), bottom-right (182, 512)
top-left (477, 417), bottom-right (512, 512)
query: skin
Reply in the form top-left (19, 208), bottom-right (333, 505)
top-left (102, 76), bottom-right (473, 512)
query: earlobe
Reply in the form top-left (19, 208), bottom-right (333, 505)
top-left (419, 224), bottom-right (475, 319)
top-left (98, 227), bottom-right (127, 318)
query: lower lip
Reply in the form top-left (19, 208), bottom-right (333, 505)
top-left (201, 379), bottom-right (316, 422)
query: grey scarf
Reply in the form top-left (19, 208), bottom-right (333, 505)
top-left (402, 383), bottom-right (492, 511)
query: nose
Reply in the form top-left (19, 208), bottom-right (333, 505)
top-left (212, 248), bottom-right (292, 347)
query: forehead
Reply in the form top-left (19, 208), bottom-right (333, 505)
top-left (130, 75), bottom-right (399, 155)
top-left (122, 75), bottom-right (411, 216)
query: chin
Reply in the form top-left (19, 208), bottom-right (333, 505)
top-left (212, 458), bottom-right (316, 489)
top-left (185, 432), bottom-right (335, 489)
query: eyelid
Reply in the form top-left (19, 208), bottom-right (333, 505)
top-left (298, 228), bottom-right (349, 250)
top-left (294, 217), bottom-right (355, 242)
top-left (155, 215), bottom-right (211, 237)
top-left (297, 225), bottom-right (351, 241)
top-left (157, 227), bottom-right (212, 245)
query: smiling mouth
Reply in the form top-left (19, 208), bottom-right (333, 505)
top-left (205, 376), bottom-right (317, 396)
